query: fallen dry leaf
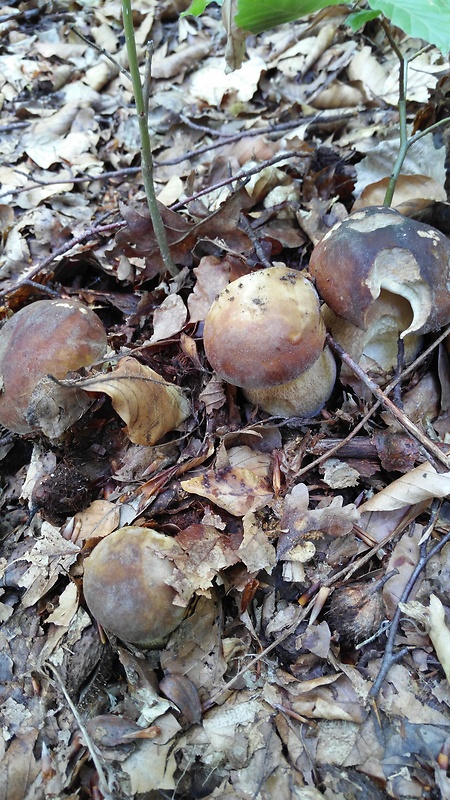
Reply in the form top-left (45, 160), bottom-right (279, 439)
top-left (79, 356), bottom-right (190, 445)
top-left (181, 466), bottom-right (273, 515)
top-left (359, 461), bottom-right (450, 513)
top-left (353, 173), bottom-right (447, 213)
top-left (150, 293), bottom-right (187, 343)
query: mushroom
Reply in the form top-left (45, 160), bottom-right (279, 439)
top-left (83, 527), bottom-right (187, 647)
top-left (309, 206), bottom-right (450, 387)
top-left (203, 266), bottom-right (336, 417)
top-left (0, 299), bottom-right (107, 434)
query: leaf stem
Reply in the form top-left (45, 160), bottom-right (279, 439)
top-left (122, 0), bottom-right (178, 276)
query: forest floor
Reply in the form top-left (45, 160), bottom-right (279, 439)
top-left (1, 1), bottom-right (450, 798)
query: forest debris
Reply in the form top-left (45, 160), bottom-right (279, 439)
top-left (62, 500), bottom-right (120, 544)
top-left (188, 56), bottom-right (266, 106)
top-left (382, 524), bottom-right (422, 618)
top-left (321, 457), bottom-right (360, 488)
top-left (120, 712), bottom-right (181, 793)
top-left (353, 173), bottom-right (447, 213)
top-left (171, 524), bottom-right (240, 601)
top-left (187, 255), bottom-right (230, 323)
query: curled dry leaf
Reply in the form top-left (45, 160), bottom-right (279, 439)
top-left (187, 255), bottom-right (230, 324)
top-left (79, 356), bottom-right (190, 446)
top-left (359, 461), bottom-right (450, 514)
top-left (26, 375), bottom-right (94, 439)
top-left (353, 173), bottom-right (447, 214)
top-left (159, 673), bottom-right (202, 724)
top-left (62, 499), bottom-right (120, 544)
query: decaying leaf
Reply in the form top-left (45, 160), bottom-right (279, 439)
top-left (277, 483), bottom-right (360, 559)
top-left (222, 0), bottom-right (247, 72)
top-left (181, 466), bottom-right (273, 515)
top-left (353, 173), bottom-right (447, 213)
top-left (62, 499), bottom-right (120, 544)
top-left (78, 357), bottom-right (190, 446)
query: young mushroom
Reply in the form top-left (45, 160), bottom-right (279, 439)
top-left (203, 266), bottom-right (336, 417)
top-left (309, 206), bottom-right (450, 388)
top-left (0, 299), bottom-right (107, 434)
top-left (83, 527), bottom-right (187, 647)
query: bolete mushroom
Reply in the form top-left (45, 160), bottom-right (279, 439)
top-left (203, 266), bottom-right (336, 417)
top-left (83, 527), bottom-right (187, 647)
top-left (309, 206), bottom-right (450, 387)
top-left (0, 299), bottom-right (107, 434)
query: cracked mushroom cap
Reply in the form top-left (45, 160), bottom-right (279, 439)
top-left (203, 266), bottom-right (326, 389)
top-left (309, 205), bottom-right (450, 337)
top-left (0, 299), bottom-right (107, 434)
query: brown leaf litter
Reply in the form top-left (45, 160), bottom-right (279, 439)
top-left (1, 1), bottom-right (450, 799)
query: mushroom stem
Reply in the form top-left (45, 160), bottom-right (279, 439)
top-left (244, 346), bottom-right (336, 417)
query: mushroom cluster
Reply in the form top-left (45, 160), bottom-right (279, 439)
top-left (83, 527), bottom-right (187, 647)
top-left (309, 205), bottom-right (450, 387)
top-left (0, 299), bottom-right (107, 434)
top-left (203, 266), bottom-right (336, 417)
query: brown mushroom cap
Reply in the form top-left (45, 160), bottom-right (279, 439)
top-left (309, 206), bottom-right (450, 336)
top-left (0, 299), bottom-right (107, 434)
top-left (83, 527), bottom-right (186, 647)
top-left (203, 266), bottom-right (326, 389)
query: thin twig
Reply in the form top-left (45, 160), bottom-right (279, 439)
top-left (0, 221), bottom-right (122, 299)
top-left (44, 662), bottom-right (117, 799)
top-left (326, 333), bottom-right (450, 472)
top-left (297, 324), bottom-right (450, 480)
top-left (0, 112), bottom-right (359, 202)
top-left (369, 504), bottom-right (449, 701)
top-left (71, 25), bottom-right (131, 80)
top-left (170, 149), bottom-right (306, 210)
top-left (207, 604), bottom-right (309, 705)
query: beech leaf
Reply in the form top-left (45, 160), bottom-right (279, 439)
top-left (80, 357), bottom-right (190, 446)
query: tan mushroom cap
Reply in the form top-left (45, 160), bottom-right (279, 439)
top-left (203, 267), bottom-right (326, 389)
top-left (83, 527), bottom-right (186, 647)
top-left (0, 299), bottom-right (107, 434)
top-left (309, 205), bottom-right (450, 336)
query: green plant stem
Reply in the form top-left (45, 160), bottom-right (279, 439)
top-left (381, 19), bottom-right (409, 206)
top-left (381, 20), bottom-right (450, 207)
top-left (122, 0), bottom-right (178, 276)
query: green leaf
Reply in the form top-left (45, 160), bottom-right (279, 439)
top-left (180, 0), bottom-right (223, 18)
top-left (367, 0), bottom-right (450, 53)
top-left (234, 0), bottom-right (345, 35)
top-left (346, 9), bottom-right (381, 32)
